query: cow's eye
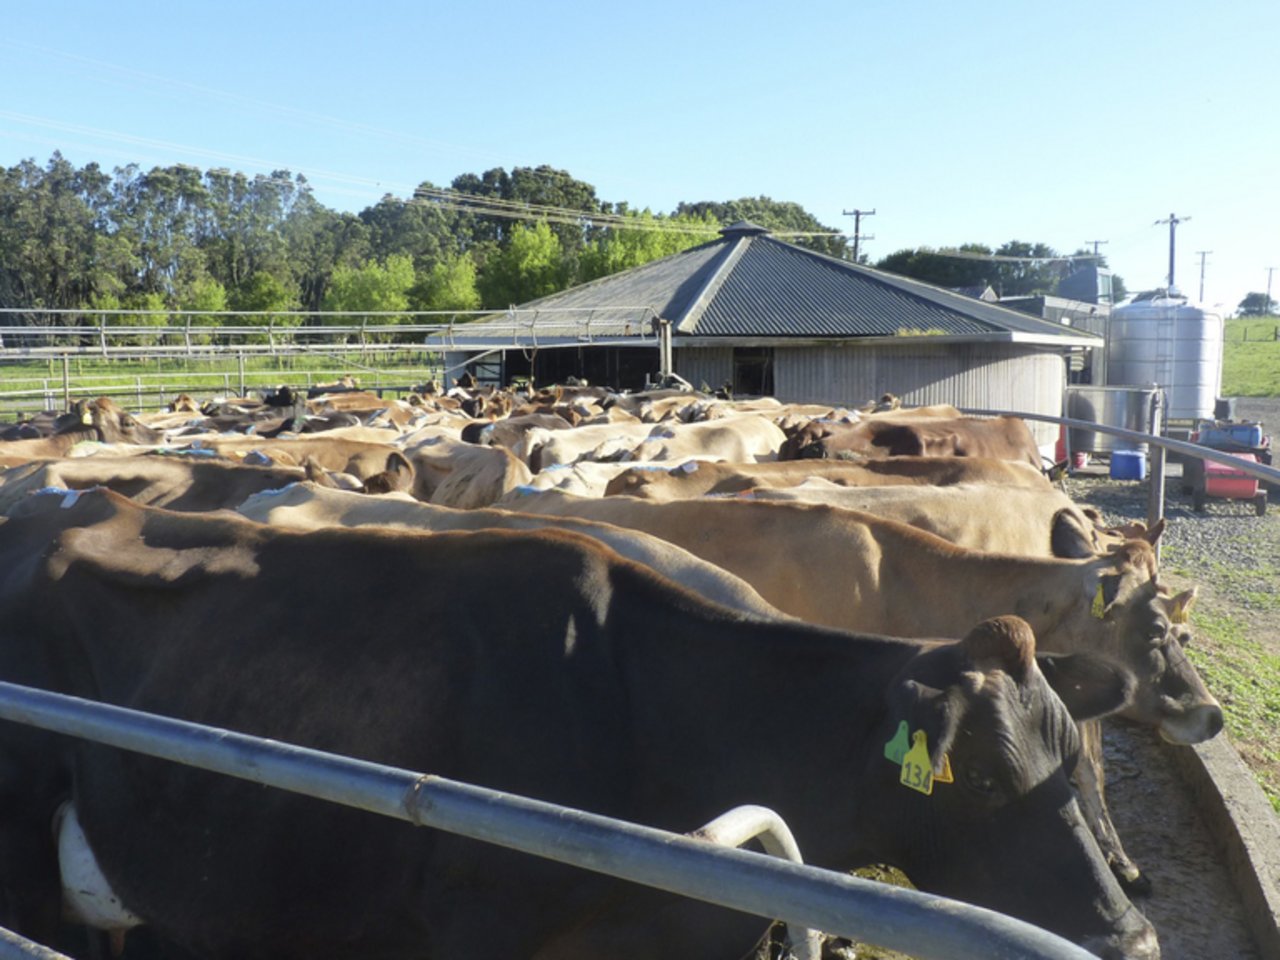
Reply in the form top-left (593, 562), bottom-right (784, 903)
top-left (963, 768), bottom-right (998, 797)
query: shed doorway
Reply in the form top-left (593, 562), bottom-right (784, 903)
top-left (733, 347), bottom-right (775, 397)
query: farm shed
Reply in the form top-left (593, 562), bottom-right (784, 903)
top-left (428, 221), bottom-right (1101, 446)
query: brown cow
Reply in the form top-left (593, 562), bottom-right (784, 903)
top-left (604, 456), bottom-right (1049, 500)
top-left (236, 482), bottom-right (783, 619)
top-left (780, 415), bottom-right (1041, 467)
top-left (0, 455), bottom-right (307, 514)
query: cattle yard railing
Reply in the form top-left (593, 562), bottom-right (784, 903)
top-left (962, 406), bottom-right (1280, 563)
top-left (0, 681), bottom-right (1097, 960)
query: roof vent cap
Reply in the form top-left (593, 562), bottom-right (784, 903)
top-left (719, 220), bottom-right (770, 237)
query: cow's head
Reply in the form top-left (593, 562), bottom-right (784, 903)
top-left (860, 617), bottom-right (1157, 959)
top-left (1077, 541), bottom-right (1222, 744)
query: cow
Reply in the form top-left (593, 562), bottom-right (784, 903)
top-left (780, 415), bottom-right (1041, 468)
top-left (236, 482), bottom-right (784, 619)
top-left (500, 461), bottom-right (683, 499)
top-left (195, 436), bottom-right (408, 484)
top-left (0, 398), bottom-right (163, 460)
top-left (504, 491), bottom-right (1221, 746)
top-left (405, 436), bottom-right (534, 508)
top-left (0, 489), bottom-right (1155, 958)
top-left (505, 489), bottom-right (1220, 893)
top-left (460, 412), bottom-right (575, 449)
top-left (603, 456), bottom-right (1049, 500)
top-left (625, 416), bottom-right (787, 464)
top-left (518, 421), bottom-right (664, 471)
top-left (736, 480), bottom-right (1121, 557)
top-left (0, 455), bottom-right (307, 515)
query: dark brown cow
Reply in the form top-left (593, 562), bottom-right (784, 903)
top-left (0, 491), bottom-right (1155, 959)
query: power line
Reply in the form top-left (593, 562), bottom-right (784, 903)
top-left (934, 248), bottom-right (1102, 264)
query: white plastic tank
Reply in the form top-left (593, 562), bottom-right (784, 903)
top-left (1105, 296), bottom-right (1222, 421)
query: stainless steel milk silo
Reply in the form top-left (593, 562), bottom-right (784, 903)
top-left (1106, 296), bottom-right (1222, 421)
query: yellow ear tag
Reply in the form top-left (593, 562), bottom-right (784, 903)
top-left (1091, 583), bottom-right (1107, 619)
top-left (1170, 604), bottom-right (1190, 625)
top-left (934, 753), bottom-right (954, 784)
top-left (883, 721), bottom-right (910, 764)
top-left (900, 730), bottom-right (935, 795)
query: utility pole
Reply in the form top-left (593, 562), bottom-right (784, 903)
top-left (842, 208), bottom-right (876, 263)
top-left (1267, 267), bottom-right (1277, 315)
top-left (1084, 240), bottom-right (1109, 256)
top-left (1153, 213), bottom-right (1190, 289)
top-left (1195, 251), bottom-right (1212, 302)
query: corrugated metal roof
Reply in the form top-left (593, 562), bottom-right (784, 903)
top-left (429, 223), bottom-right (1099, 349)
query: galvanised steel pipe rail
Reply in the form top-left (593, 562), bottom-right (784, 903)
top-left (0, 926), bottom-right (73, 960)
top-left (964, 408), bottom-right (1280, 487)
top-left (0, 681), bottom-right (1096, 960)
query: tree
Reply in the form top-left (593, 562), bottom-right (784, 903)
top-left (413, 254), bottom-right (481, 319)
top-left (0, 154), bottom-right (124, 317)
top-left (322, 255), bottom-right (416, 339)
top-left (97, 290), bottom-right (167, 346)
top-left (876, 241), bottom-right (1103, 298)
top-left (674, 197), bottom-right (849, 258)
top-left (1238, 292), bottom-right (1276, 316)
top-left (875, 244), bottom-right (994, 290)
top-left (578, 210), bottom-right (719, 282)
top-left (477, 221), bottom-right (569, 308)
top-left (177, 275), bottom-right (227, 344)
top-left (446, 165), bottom-right (603, 256)
top-left (230, 270), bottom-right (301, 343)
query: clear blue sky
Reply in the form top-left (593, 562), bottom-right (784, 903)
top-left (3, 0), bottom-right (1276, 313)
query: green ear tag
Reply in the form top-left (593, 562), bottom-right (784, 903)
top-left (899, 730), bottom-right (935, 796)
top-left (883, 721), bottom-right (910, 764)
top-left (1091, 583), bottom-right (1107, 619)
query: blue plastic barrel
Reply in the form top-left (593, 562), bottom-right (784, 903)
top-left (1110, 450), bottom-right (1147, 481)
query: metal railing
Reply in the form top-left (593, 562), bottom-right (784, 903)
top-left (0, 681), bottom-right (1094, 960)
top-left (964, 406), bottom-right (1280, 565)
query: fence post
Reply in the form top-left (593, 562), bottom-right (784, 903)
top-left (238, 353), bottom-right (246, 397)
top-left (135, 377), bottom-right (143, 411)
top-left (1146, 392), bottom-right (1166, 565)
top-left (61, 356), bottom-right (70, 409)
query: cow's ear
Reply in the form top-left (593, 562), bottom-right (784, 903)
top-left (1050, 509), bottom-right (1096, 559)
top-left (888, 679), bottom-right (968, 776)
top-left (1037, 654), bottom-right (1135, 721)
top-left (1168, 586), bottom-right (1197, 624)
top-left (1088, 571), bottom-right (1124, 618)
top-left (1142, 517), bottom-right (1166, 546)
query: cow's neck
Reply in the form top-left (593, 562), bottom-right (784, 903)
top-left (610, 577), bottom-right (914, 867)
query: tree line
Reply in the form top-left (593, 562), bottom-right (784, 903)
top-left (0, 152), bottom-right (1123, 340)
top-left (0, 154), bottom-right (848, 336)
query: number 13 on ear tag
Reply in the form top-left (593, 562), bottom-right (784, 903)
top-left (900, 730), bottom-right (935, 795)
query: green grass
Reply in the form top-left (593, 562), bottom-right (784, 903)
top-left (1222, 315), bottom-right (1280, 396)
top-left (1186, 610), bottom-right (1280, 813)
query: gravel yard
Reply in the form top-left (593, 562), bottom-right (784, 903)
top-left (1061, 396), bottom-right (1280, 813)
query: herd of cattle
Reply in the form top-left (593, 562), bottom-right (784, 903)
top-left (0, 379), bottom-right (1227, 959)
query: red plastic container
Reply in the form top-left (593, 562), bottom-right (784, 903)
top-left (1204, 454), bottom-right (1259, 500)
